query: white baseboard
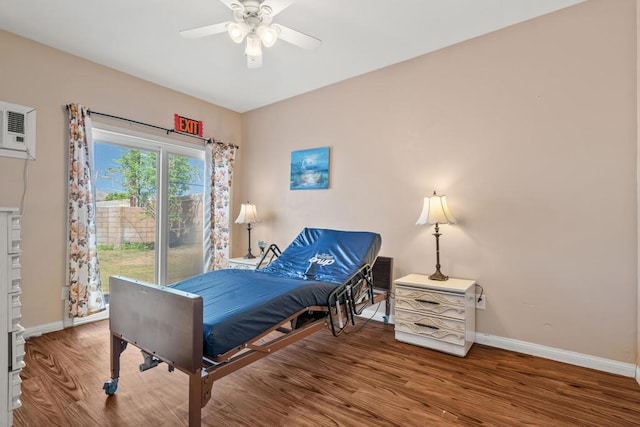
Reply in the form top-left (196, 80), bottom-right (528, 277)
top-left (24, 307), bottom-right (109, 340)
top-left (23, 321), bottom-right (64, 339)
top-left (71, 307), bottom-right (110, 325)
top-left (359, 302), bottom-right (393, 324)
top-left (476, 332), bottom-right (636, 378)
top-left (636, 365), bottom-right (640, 386)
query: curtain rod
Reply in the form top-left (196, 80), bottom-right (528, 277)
top-left (65, 105), bottom-right (238, 149)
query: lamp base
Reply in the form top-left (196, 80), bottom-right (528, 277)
top-left (429, 269), bottom-right (448, 281)
top-left (243, 222), bottom-right (256, 259)
top-left (429, 224), bottom-right (448, 281)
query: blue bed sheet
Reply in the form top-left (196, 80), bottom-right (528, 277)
top-left (171, 228), bottom-right (381, 358)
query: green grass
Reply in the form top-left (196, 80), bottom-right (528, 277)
top-left (98, 244), bottom-right (202, 294)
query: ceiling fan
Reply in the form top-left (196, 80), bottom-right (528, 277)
top-left (180, 0), bottom-right (322, 68)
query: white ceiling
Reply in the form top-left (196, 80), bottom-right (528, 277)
top-left (0, 0), bottom-right (584, 113)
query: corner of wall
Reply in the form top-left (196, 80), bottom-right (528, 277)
top-left (636, 0), bottom-right (640, 381)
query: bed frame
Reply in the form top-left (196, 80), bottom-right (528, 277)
top-left (103, 255), bottom-right (390, 427)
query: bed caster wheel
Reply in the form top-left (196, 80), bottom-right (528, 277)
top-left (383, 315), bottom-right (389, 324)
top-left (103, 378), bottom-right (119, 395)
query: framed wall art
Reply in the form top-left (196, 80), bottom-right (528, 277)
top-left (290, 147), bottom-right (329, 190)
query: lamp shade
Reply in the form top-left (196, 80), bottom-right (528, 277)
top-left (257, 24), bottom-right (279, 47)
top-left (235, 203), bottom-right (260, 224)
top-left (416, 192), bottom-right (456, 225)
top-left (227, 22), bottom-right (249, 43)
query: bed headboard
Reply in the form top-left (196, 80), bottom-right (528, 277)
top-left (372, 256), bottom-right (393, 291)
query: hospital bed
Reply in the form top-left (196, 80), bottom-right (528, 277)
top-left (103, 228), bottom-right (389, 426)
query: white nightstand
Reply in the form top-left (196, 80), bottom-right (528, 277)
top-left (394, 274), bottom-right (477, 357)
top-left (227, 257), bottom-right (265, 270)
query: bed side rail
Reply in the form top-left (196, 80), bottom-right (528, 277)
top-left (256, 243), bottom-right (281, 268)
top-left (109, 275), bottom-right (203, 374)
top-left (326, 264), bottom-right (375, 336)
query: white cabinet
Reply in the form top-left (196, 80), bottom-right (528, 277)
top-left (394, 274), bottom-right (476, 357)
top-left (227, 257), bottom-right (268, 270)
top-left (0, 208), bottom-right (24, 426)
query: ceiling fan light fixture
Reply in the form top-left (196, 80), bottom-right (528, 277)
top-left (245, 34), bottom-right (262, 57)
top-left (257, 25), bottom-right (279, 48)
top-left (227, 22), bottom-right (249, 43)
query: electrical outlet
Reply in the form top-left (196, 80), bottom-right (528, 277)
top-left (476, 294), bottom-right (486, 310)
top-left (61, 287), bottom-right (69, 300)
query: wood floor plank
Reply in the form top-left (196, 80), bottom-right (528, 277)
top-left (13, 319), bottom-right (640, 426)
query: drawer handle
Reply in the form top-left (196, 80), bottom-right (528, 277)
top-left (414, 322), bottom-right (439, 330)
top-left (415, 298), bottom-right (439, 305)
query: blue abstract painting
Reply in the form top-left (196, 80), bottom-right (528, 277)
top-left (290, 147), bottom-right (329, 190)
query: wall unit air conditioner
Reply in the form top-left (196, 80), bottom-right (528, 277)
top-left (0, 101), bottom-right (36, 160)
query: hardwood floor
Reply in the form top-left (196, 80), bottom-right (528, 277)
top-left (14, 319), bottom-right (640, 426)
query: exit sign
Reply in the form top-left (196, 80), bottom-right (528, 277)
top-left (174, 114), bottom-right (203, 137)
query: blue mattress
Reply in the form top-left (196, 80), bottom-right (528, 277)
top-left (171, 228), bottom-right (381, 358)
top-left (262, 228), bottom-right (381, 284)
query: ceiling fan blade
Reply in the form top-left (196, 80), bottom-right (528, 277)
top-left (180, 22), bottom-right (229, 39)
top-left (274, 24), bottom-right (322, 50)
top-left (219, 0), bottom-right (244, 12)
top-left (260, 0), bottom-right (294, 17)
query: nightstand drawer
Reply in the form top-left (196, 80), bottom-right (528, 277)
top-left (8, 292), bottom-right (21, 331)
top-left (395, 287), bottom-right (465, 320)
top-left (9, 253), bottom-right (21, 293)
top-left (228, 261), bottom-right (256, 270)
top-left (228, 257), bottom-right (263, 270)
top-left (394, 308), bottom-right (465, 334)
top-left (227, 255), bottom-right (272, 270)
top-left (395, 312), bottom-right (465, 346)
top-left (9, 213), bottom-right (21, 254)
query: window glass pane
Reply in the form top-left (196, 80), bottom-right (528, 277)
top-left (94, 142), bottom-right (158, 295)
top-left (167, 154), bottom-right (205, 284)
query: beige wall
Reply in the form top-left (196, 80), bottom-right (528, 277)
top-left (240, 0), bottom-right (638, 363)
top-left (0, 30), bottom-right (242, 328)
top-left (0, 0), bottom-right (637, 366)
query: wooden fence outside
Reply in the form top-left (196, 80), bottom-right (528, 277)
top-left (95, 196), bottom-right (203, 247)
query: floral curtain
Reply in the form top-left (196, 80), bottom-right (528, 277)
top-left (205, 141), bottom-right (237, 270)
top-left (67, 104), bottom-right (106, 317)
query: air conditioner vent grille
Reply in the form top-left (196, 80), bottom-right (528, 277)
top-left (7, 111), bottom-right (25, 134)
top-left (0, 101), bottom-right (36, 159)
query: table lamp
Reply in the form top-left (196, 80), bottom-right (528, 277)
top-left (235, 202), bottom-right (260, 259)
top-left (416, 191), bottom-right (456, 281)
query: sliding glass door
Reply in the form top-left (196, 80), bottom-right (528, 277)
top-left (93, 143), bottom-right (158, 289)
top-left (166, 153), bottom-right (205, 283)
top-left (92, 127), bottom-right (205, 297)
